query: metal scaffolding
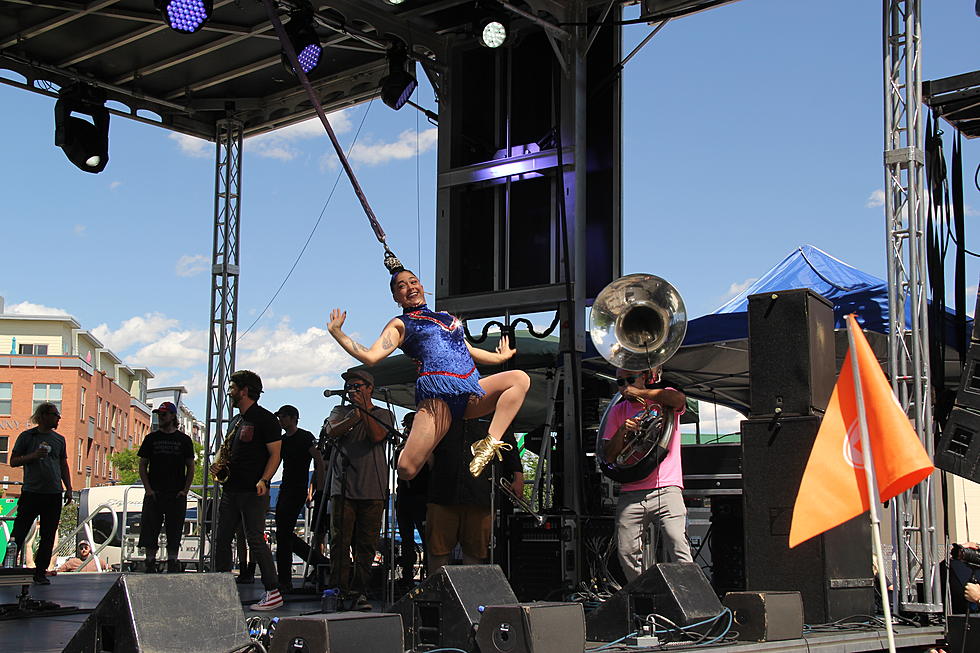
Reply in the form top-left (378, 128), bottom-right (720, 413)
top-left (882, 0), bottom-right (941, 614)
top-left (199, 118), bottom-right (244, 570)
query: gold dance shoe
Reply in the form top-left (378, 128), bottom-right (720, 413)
top-left (469, 435), bottom-right (512, 477)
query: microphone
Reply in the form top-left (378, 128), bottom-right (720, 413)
top-left (322, 389), bottom-right (347, 398)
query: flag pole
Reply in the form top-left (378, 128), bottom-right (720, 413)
top-left (846, 315), bottom-right (897, 653)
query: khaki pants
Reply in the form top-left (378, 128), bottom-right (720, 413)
top-left (615, 485), bottom-right (692, 582)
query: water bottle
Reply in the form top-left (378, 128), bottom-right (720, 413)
top-left (3, 541), bottom-right (18, 567)
top-left (321, 588), bottom-right (338, 613)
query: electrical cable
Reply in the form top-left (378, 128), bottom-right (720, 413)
top-left (586, 632), bottom-right (638, 651)
top-left (237, 98), bottom-right (374, 343)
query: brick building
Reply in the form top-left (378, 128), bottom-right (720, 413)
top-left (0, 309), bottom-right (153, 496)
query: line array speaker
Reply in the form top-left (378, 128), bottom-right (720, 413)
top-left (741, 417), bottom-right (874, 624)
top-left (747, 288), bottom-right (835, 418)
top-left (269, 613), bottom-right (403, 653)
top-left (62, 573), bottom-right (249, 653)
top-left (389, 564), bottom-right (517, 652)
top-left (585, 562), bottom-right (722, 642)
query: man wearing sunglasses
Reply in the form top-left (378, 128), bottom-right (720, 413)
top-left (602, 367), bottom-right (691, 581)
top-left (323, 368), bottom-right (393, 610)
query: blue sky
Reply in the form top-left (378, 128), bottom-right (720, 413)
top-left (0, 1), bottom-right (977, 436)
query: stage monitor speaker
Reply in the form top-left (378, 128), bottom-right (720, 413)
top-left (269, 613), bottom-right (403, 653)
top-left (741, 417), bottom-right (874, 624)
top-left (947, 615), bottom-right (980, 652)
top-left (722, 591), bottom-right (803, 642)
top-left (747, 288), bottom-right (835, 418)
top-left (585, 563), bottom-right (722, 642)
top-left (476, 602), bottom-right (585, 653)
top-left (62, 573), bottom-right (248, 653)
top-left (390, 564), bottom-right (517, 652)
top-left (937, 406), bottom-right (980, 483)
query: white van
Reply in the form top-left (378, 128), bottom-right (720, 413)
top-left (78, 485), bottom-right (205, 570)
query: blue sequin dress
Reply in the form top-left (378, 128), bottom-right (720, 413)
top-left (397, 304), bottom-right (485, 419)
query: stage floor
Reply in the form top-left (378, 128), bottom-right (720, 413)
top-left (0, 572), bottom-right (947, 653)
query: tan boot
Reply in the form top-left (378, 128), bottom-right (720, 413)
top-left (469, 435), bottom-right (513, 477)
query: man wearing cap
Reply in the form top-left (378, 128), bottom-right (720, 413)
top-left (138, 401), bottom-right (195, 573)
top-left (323, 368), bottom-right (393, 610)
top-left (273, 404), bottom-right (326, 593)
top-left (214, 369), bottom-right (284, 611)
top-left (55, 540), bottom-right (103, 573)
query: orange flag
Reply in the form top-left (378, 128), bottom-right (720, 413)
top-left (788, 315), bottom-right (934, 548)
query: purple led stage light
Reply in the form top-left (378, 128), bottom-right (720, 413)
top-left (296, 43), bottom-right (322, 74)
top-left (156, 0), bottom-right (213, 34)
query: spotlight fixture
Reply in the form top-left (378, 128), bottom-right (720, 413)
top-left (281, 4), bottom-right (322, 75)
top-left (154, 0), bottom-right (213, 34)
top-left (477, 18), bottom-right (507, 48)
top-left (380, 45), bottom-right (418, 111)
top-left (384, 0), bottom-right (407, 4)
top-left (54, 83), bottom-right (110, 174)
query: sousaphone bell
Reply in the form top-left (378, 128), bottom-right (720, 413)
top-left (590, 274), bottom-right (687, 483)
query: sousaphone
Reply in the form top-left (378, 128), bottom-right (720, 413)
top-left (590, 273), bottom-right (687, 483)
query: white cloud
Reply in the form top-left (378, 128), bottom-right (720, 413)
top-left (5, 301), bottom-right (72, 317)
top-left (168, 132), bottom-right (210, 158)
top-left (966, 205), bottom-right (980, 217)
top-left (245, 111), bottom-right (353, 161)
top-left (73, 224), bottom-right (87, 237)
top-left (236, 318), bottom-right (349, 389)
top-left (723, 277), bottom-right (757, 301)
top-left (349, 127), bottom-right (438, 166)
top-left (691, 401), bottom-right (744, 436)
top-left (175, 254), bottom-right (209, 278)
top-left (177, 371), bottom-right (207, 398)
top-left (92, 313), bottom-right (181, 352)
top-left (134, 329), bottom-right (209, 369)
top-left (866, 189), bottom-right (885, 208)
top-left (109, 181), bottom-right (122, 191)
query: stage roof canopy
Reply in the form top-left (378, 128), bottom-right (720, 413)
top-left (925, 70), bottom-right (980, 139)
top-left (0, 1), bottom-right (743, 141)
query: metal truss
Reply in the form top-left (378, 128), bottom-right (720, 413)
top-left (199, 118), bottom-right (243, 570)
top-left (882, 0), bottom-right (940, 614)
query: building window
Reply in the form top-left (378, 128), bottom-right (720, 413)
top-left (32, 383), bottom-right (62, 413)
top-left (18, 343), bottom-right (48, 356)
top-left (0, 383), bottom-right (11, 416)
top-left (97, 398), bottom-right (103, 430)
top-left (0, 436), bottom-right (8, 464)
top-left (79, 387), bottom-right (86, 422)
top-left (77, 438), bottom-right (83, 472)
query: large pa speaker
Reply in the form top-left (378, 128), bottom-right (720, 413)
top-left (722, 591), bottom-right (803, 642)
top-left (741, 417), bottom-right (874, 624)
top-left (476, 603), bottom-right (585, 653)
top-left (585, 563), bottom-right (722, 642)
top-left (747, 289), bottom-right (835, 418)
top-left (937, 406), bottom-right (980, 483)
top-left (269, 613), bottom-right (403, 653)
top-left (62, 573), bottom-right (249, 653)
top-left (389, 564), bottom-right (518, 652)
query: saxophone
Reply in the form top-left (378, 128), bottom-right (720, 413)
top-left (209, 416), bottom-right (241, 483)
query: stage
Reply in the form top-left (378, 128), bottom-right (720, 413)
top-left (0, 572), bottom-right (947, 653)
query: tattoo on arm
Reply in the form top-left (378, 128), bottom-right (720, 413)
top-left (381, 333), bottom-right (393, 351)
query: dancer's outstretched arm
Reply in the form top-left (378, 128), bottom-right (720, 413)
top-left (327, 309), bottom-right (404, 365)
top-left (466, 334), bottom-right (517, 366)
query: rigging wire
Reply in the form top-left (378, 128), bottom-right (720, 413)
top-left (237, 98), bottom-right (375, 343)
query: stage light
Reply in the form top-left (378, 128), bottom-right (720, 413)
top-left (384, 0), bottom-right (407, 4)
top-left (478, 19), bottom-right (507, 48)
top-left (281, 5), bottom-right (322, 75)
top-left (380, 46), bottom-right (417, 111)
top-left (54, 84), bottom-right (110, 174)
top-left (154, 0), bottom-right (213, 34)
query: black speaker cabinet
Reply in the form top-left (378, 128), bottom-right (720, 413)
top-left (476, 602), bottom-right (585, 653)
top-left (947, 614), bottom-right (980, 652)
top-left (269, 613), bottom-right (403, 653)
top-left (586, 563), bottom-right (722, 642)
top-left (722, 591), bottom-right (803, 642)
top-left (741, 417), bottom-right (874, 624)
top-left (63, 573), bottom-right (249, 653)
top-left (390, 564), bottom-right (517, 652)
top-left (937, 406), bottom-right (980, 483)
top-left (748, 288), bottom-right (835, 417)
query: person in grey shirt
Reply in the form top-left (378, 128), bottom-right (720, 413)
top-left (324, 369), bottom-right (393, 610)
top-left (9, 402), bottom-right (73, 584)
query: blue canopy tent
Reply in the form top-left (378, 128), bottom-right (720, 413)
top-left (663, 245), bottom-right (968, 415)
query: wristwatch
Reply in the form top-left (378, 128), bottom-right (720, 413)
top-left (260, 478), bottom-right (271, 487)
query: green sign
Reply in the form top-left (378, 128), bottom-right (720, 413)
top-left (0, 497), bottom-right (18, 553)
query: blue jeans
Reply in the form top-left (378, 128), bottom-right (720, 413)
top-left (214, 490), bottom-right (277, 591)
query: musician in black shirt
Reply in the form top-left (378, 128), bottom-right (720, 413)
top-left (138, 401), bottom-right (194, 573)
top-left (273, 404), bottom-right (326, 592)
